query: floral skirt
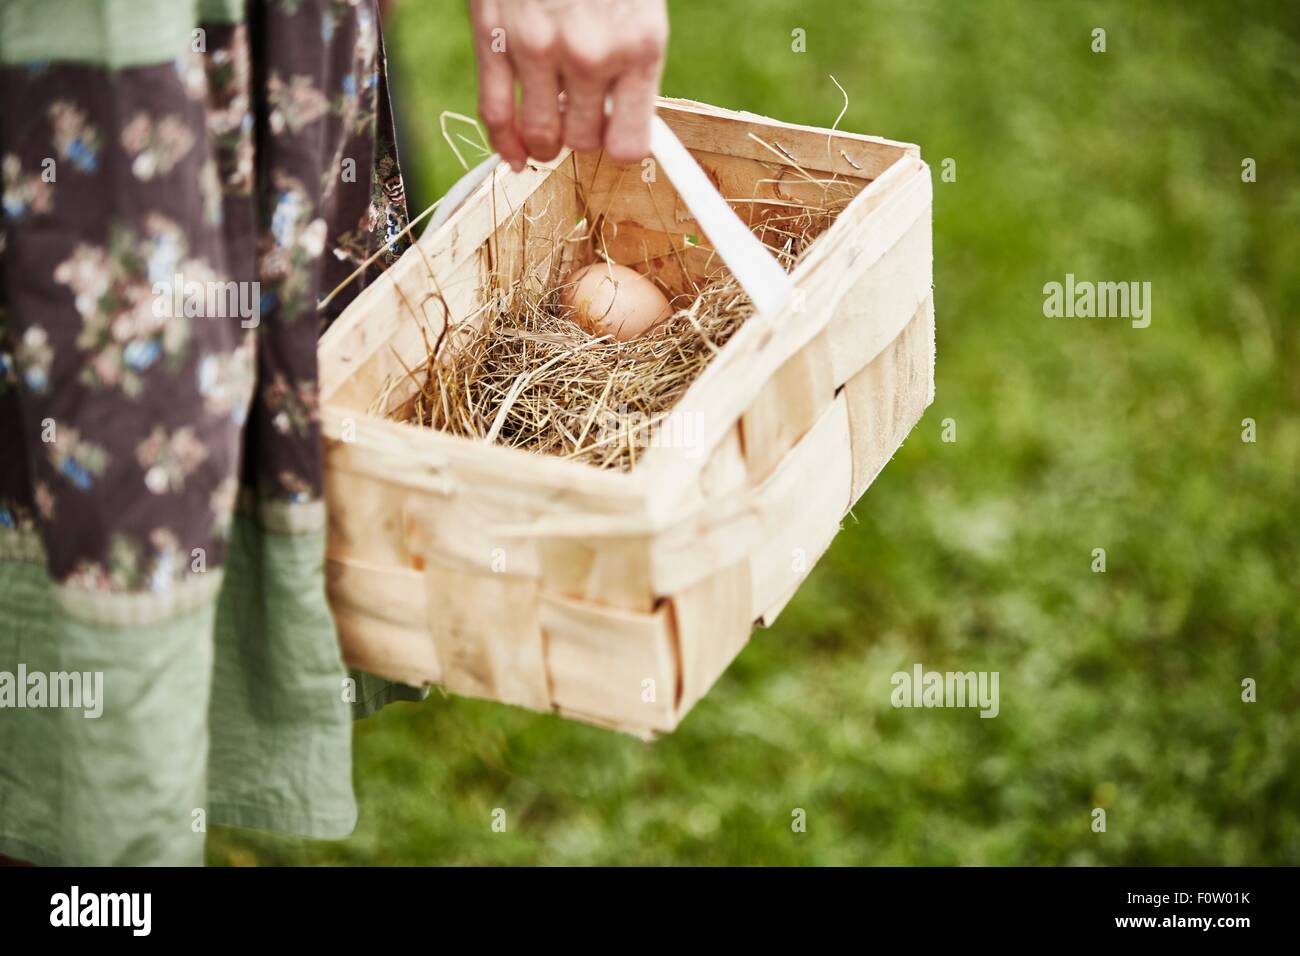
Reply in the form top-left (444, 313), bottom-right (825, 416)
top-left (0, 0), bottom-right (421, 865)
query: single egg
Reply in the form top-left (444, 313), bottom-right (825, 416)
top-left (560, 262), bottom-right (673, 341)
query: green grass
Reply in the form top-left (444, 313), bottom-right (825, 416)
top-left (210, 0), bottom-right (1300, 865)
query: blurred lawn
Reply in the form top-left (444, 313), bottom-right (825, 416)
top-left (211, 0), bottom-right (1299, 865)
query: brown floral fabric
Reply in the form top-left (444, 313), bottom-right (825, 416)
top-left (0, 0), bottom-right (408, 598)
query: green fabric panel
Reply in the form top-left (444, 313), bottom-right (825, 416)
top-left (0, 512), bottom-right (422, 864)
top-left (0, 560), bottom-right (211, 866)
top-left (207, 515), bottom-right (357, 838)
top-left (0, 0), bottom-right (201, 68)
top-left (199, 0), bottom-right (246, 24)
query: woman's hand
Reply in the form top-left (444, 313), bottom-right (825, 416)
top-left (469, 0), bottom-right (668, 170)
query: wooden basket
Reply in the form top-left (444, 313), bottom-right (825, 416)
top-left (319, 98), bottom-right (934, 737)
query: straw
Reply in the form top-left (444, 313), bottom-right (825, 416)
top-left (381, 145), bottom-right (861, 471)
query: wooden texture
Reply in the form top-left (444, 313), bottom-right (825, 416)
top-left (320, 98), bottom-right (934, 736)
top-left (741, 328), bottom-right (837, 483)
top-left (542, 592), bottom-right (679, 734)
top-left (845, 294), bottom-right (937, 502)
top-left (671, 559), bottom-right (753, 715)
top-left (749, 393), bottom-right (854, 625)
top-left (424, 558), bottom-right (551, 711)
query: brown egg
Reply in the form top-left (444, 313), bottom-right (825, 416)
top-left (561, 263), bottom-right (673, 341)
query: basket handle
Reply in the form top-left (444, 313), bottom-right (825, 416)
top-left (425, 153), bottom-right (501, 235)
top-left (421, 117), bottom-right (795, 318)
top-left (649, 115), bottom-right (794, 317)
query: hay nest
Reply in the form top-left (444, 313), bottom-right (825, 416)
top-left (380, 160), bottom-right (855, 472)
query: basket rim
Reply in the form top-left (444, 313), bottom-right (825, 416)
top-left (320, 97), bottom-right (928, 505)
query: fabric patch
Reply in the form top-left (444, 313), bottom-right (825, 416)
top-left (207, 514), bottom-right (357, 838)
top-left (0, 558), bottom-right (212, 866)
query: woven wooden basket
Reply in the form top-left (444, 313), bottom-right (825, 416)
top-left (319, 97), bottom-right (934, 736)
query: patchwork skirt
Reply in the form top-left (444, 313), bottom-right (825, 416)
top-left (0, 0), bottom-right (421, 865)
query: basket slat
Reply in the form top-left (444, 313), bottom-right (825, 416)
top-left (846, 294), bottom-right (937, 502)
top-left (542, 592), bottom-right (678, 733)
top-left (749, 392), bottom-right (853, 624)
top-left (741, 327), bottom-right (837, 483)
top-left (425, 558), bottom-right (551, 711)
top-left (539, 535), bottom-right (656, 613)
top-left (826, 213), bottom-right (933, 387)
top-left (670, 558), bottom-right (753, 716)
